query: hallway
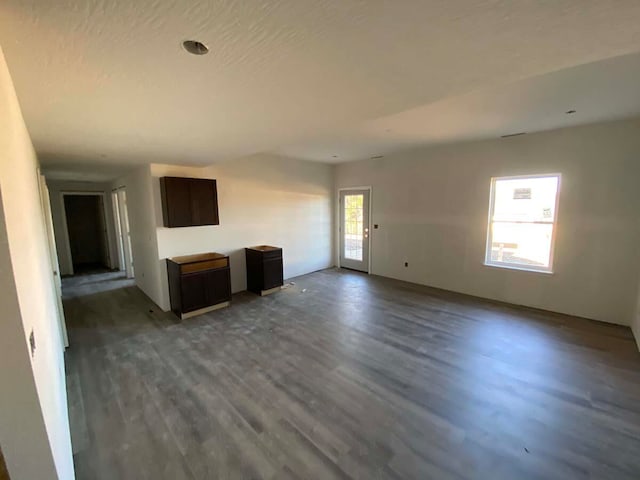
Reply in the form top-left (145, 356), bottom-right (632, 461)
top-left (62, 270), bottom-right (134, 300)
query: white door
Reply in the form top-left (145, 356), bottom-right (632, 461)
top-left (38, 174), bottom-right (69, 348)
top-left (111, 190), bottom-right (126, 270)
top-left (116, 189), bottom-right (134, 278)
top-left (339, 189), bottom-right (370, 272)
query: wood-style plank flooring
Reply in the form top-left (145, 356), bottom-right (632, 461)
top-left (64, 268), bottom-right (640, 479)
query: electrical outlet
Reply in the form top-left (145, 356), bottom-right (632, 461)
top-left (404, 262), bottom-right (409, 267)
top-left (29, 329), bottom-right (36, 357)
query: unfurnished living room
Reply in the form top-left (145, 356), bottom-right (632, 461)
top-left (2, 2), bottom-right (640, 480)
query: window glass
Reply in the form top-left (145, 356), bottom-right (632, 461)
top-left (486, 175), bottom-right (560, 272)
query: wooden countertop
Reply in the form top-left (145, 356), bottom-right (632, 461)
top-left (167, 252), bottom-right (227, 264)
top-left (246, 245), bottom-right (281, 252)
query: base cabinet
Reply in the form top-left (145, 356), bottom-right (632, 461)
top-left (167, 253), bottom-right (231, 319)
top-left (246, 246), bottom-right (284, 295)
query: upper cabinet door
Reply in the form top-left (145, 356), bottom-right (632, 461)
top-left (161, 177), bottom-right (192, 227)
top-left (160, 177), bottom-right (220, 227)
top-left (190, 178), bottom-right (219, 226)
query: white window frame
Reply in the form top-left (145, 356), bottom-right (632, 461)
top-left (484, 173), bottom-right (561, 274)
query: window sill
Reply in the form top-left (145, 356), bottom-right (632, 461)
top-left (483, 262), bottom-right (554, 275)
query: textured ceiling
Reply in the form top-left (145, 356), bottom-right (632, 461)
top-left (1, 0), bottom-right (640, 179)
top-left (278, 51), bottom-right (640, 162)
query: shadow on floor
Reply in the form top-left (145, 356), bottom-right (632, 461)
top-left (62, 270), bottom-right (136, 299)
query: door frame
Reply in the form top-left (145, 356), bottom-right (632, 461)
top-left (37, 172), bottom-right (69, 349)
top-left (60, 191), bottom-right (111, 275)
top-left (337, 186), bottom-right (372, 274)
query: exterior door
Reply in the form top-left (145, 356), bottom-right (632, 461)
top-left (339, 189), bottom-right (370, 272)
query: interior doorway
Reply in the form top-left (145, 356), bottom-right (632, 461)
top-left (0, 444), bottom-right (9, 480)
top-left (62, 193), bottom-right (110, 274)
top-left (112, 187), bottom-right (134, 278)
top-left (339, 188), bottom-right (371, 273)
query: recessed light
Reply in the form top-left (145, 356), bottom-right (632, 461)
top-left (501, 132), bottom-right (527, 138)
top-left (182, 40), bottom-right (209, 55)
top-left (566, 109), bottom-right (576, 114)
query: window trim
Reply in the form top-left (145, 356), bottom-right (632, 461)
top-left (484, 173), bottom-right (561, 274)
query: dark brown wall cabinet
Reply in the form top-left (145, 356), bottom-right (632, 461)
top-left (245, 246), bottom-right (284, 296)
top-left (160, 177), bottom-right (219, 227)
top-left (167, 253), bottom-right (231, 319)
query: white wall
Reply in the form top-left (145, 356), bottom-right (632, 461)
top-left (117, 155), bottom-right (334, 311)
top-left (336, 119), bottom-right (640, 326)
top-left (0, 47), bottom-right (74, 480)
top-left (47, 180), bottom-right (119, 275)
top-left (112, 165), bottom-right (166, 307)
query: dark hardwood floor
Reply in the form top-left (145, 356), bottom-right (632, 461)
top-left (63, 268), bottom-right (640, 480)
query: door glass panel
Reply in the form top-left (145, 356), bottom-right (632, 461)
top-left (344, 194), bottom-right (364, 261)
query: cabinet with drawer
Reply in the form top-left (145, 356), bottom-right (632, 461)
top-left (245, 246), bottom-right (284, 296)
top-left (167, 252), bottom-right (231, 319)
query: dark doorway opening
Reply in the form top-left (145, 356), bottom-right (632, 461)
top-left (63, 195), bottom-right (110, 274)
top-left (0, 444), bottom-right (9, 480)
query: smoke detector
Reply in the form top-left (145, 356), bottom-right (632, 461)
top-left (182, 40), bottom-right (209, 55)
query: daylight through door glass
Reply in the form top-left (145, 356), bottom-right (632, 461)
top-left (344, 194), bottom-right (364, 261)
